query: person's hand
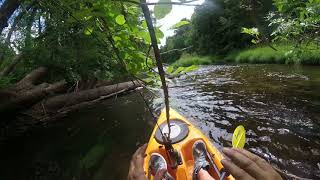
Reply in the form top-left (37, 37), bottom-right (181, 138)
top-left (128, 144), bottom-right (148, 180)
top-left (221, 148), bottom-right (282, 180)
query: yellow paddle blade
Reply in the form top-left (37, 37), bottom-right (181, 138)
top-left (232, 125), bottom-right (246, 148)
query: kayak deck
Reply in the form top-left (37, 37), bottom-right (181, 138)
top-left (143, 108), bottom-right (234, 180)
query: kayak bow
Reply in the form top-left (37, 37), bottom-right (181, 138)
top-left (143, 108), bottom-right (234, 180)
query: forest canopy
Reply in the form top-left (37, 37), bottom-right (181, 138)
top-left (161, 0), bottom-right (320, 65)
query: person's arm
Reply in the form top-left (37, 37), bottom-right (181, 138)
top-left (221, 148), bottom-right (282, 180)
top-left (128, 144), bottom-right (148, 180)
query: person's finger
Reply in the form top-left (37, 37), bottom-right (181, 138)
top-left (233, 148), bottom-right (272, 171)
top-left (223, 148), bottom-right (266, 179)
top-left (133, 144), bottom-right (147, 159)
top-left (221, 159), bottom-right (254, 180)
top-left (136, 144), bottom-right (148, 157)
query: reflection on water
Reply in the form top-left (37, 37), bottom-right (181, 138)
top-left (0, 64), bottom-right (319, 179)
top-left (0, 94), bottom-right (153, 180)
top-left (153, 64), bottom-right (320, 179)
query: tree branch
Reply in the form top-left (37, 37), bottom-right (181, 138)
top-left (160, 46), bottom-right (193, 55)
top-left (140, 0), bottom-right (171, 137)
top-left (0, 0), bottom-right (21, 33)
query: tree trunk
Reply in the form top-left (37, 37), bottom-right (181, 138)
top-left (0, 0), bottom-right (20, 33)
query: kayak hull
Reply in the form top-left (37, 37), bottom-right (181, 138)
top-left (143, 108), bottom-right (234, 180)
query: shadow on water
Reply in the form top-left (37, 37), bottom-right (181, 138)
top-left (0, 93), bottom-right (153, 180)
top-left (0, 64), bottom-right (319, 179)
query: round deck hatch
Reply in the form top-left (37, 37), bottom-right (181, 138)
top-left (154, 119), bottom-right (189, 144)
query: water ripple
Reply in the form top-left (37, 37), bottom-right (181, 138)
top-left (152, 65), bottom-right (320, 179)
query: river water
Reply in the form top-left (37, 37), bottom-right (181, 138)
top-left (0, 65), bottom-right (319, 179)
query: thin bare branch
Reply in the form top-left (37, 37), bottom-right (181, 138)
top-left (160, 46), bottom-right (193, 55)
top-left (140, 0), bottom-right (171, 137)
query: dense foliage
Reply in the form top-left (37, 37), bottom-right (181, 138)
top-left (161, 0), bottom-right (274, 61)
top-left (0, 0), bottom-right (165, 86)
top-left (161, 0), bottom-right (320, 65)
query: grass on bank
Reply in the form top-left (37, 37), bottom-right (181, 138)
top-left (172, 54), bottom-right (220, 67)
top-left (225, 43), bottom-right (320, 65)
top-left (172, 43), bottom-right (320, 67)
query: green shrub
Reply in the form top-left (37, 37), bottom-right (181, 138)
top-left (172, 54), bottom-right (218, 67)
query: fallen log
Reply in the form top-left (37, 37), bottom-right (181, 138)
top-left (0, 80), bottom-right (67, 116)
top-left (15, 66), bottom-right (47, 92)
top-left (0, 67), bottom-right (67, 116)
top-left (40, 85), bottom-right (137, 122)
top-left (27, 80), bottom-right (142, 119)
top-left (95, 80), bottom-right (113, 88)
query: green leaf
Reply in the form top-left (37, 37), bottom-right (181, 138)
top-left (155, 27), bottom-right (164, 43)
top-left (171, 20), bottom-right (190, 29)
top-left (115, 15), bottom-right (126, 25)
top-left (144, 77), bottom-right (154, 83)
top-left (251, 39), bottom-right (257, 44)
top-left (183, 65), bottom-right (198, 73)
top-left (166, 66), bottom-right (174, 73)
top-left (113, 36), bottom-right (122, 42)
top-left (80, 144), bottom-right (106, 169)
top-left (241, 27), bottom-right (259, 36)
top-left (137, 31), bottom-right (151, 43)
top-left (84, 27), bottom-right (93, 35)
top-left (141, 20), bottom-right (147, 29)
top-left (173, 66), bottom-right (185, 75)
top-left (154, 0), bottom-right (172, 19)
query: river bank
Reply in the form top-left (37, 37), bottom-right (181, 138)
top-left (172, 44), bottom-right (320, 67)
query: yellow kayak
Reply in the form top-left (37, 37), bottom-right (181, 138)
top-left (143, 108), bottom-right (234, 180)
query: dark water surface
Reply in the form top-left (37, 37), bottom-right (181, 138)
top-left (1, 64), bottom-right (320, 179)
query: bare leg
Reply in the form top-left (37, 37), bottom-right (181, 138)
top-left (197, 169), bottom-right (215, 180)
